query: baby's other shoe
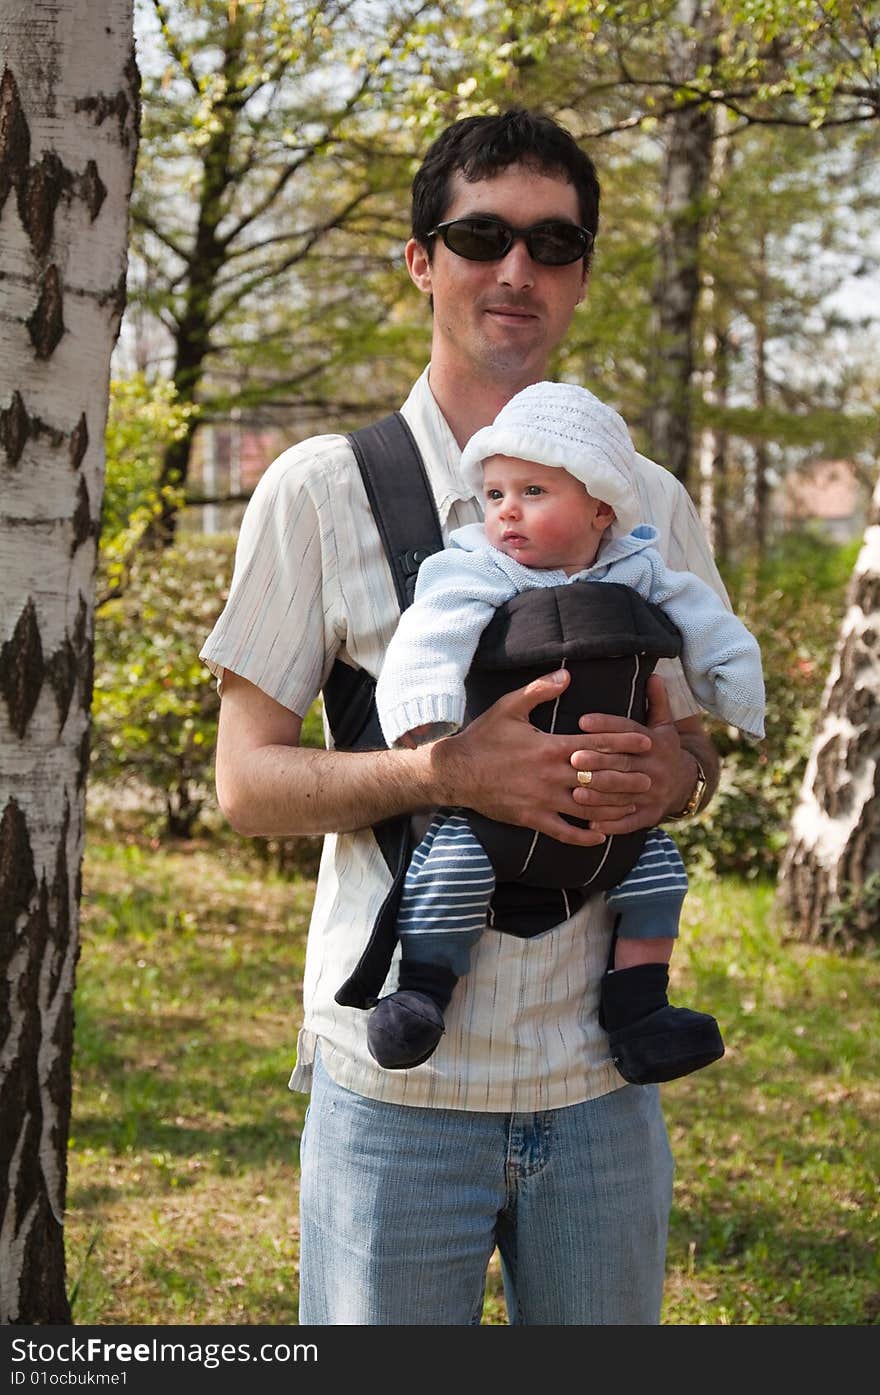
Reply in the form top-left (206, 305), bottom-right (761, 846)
top-left (599, 962), bottom-right (724, 1085)
top-left (605, 1001), bottom-right (724, 1085)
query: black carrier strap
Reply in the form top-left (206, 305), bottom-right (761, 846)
top-left (322, 413), bottom-right (444, 1010)
top-left (322, 413), bottom-right (442, 752)
top-left (351, 412), bottom-right (440, 610)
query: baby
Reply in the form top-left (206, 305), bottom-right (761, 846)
top-left (370, 381), bottom-right (765, 1079)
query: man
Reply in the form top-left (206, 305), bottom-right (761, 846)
top-left (201, 108), bottom-right (725, 1325)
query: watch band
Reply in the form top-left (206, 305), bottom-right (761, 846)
top-left (666, 756), bottom-right (708, 821)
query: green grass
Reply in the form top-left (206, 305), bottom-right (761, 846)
top-left (66, 817), bottom-right (880, 1325)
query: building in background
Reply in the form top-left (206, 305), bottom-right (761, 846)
top-left (781, 458), bottom-right (869, 544)
top-left (185, 416), bottom-right (288, 533)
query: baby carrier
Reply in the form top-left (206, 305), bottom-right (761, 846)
top-left (323, 414), bottom-right (682, 1010)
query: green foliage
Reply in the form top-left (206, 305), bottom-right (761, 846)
top-left (100, 375), bottom-right (193, 600)
top-left (131, 0), bottom-right (442, 440)
top-left (300, 698), bottom-right (325, 749)
top-left (92, 533), bottom-right (234, 837)
top-left (102, 375), bottom-right (192, 540)
top-left (675, 531), bottom-right (860, 878)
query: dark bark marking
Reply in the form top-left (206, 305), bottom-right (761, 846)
top-left (814, 732), bottom-right (852, 819)
top-left (69, 413), bottom-right (88, 471)
top-left (47, 802), bottom-right (71, 1002)
top-left (74, 89), bottom-right (131, 145)
top-left (0, 68), bottom-right (30, 220)
top-left (848, 683), bottom-right (879, 729)
top-left (70, 475), bottom-right (93, 555)
top-left (79, 159), bottom-right (106, 221)
top-left (75, 592), bottom-right (95, 722)
top-left (1, 392), bottom-right (69, 466)
top-left (0, 599), bottom-right (44, 739)
top-left (72, 594), bottom-right (88, 654)
top-left (46, 636), bottom-right (77, 734)
top-left (0, 860), bottom-right (71, 1323)
top-left (97, 268), bottom-right (128, 317)
top-left (18, 151), bottom-right (68, 259)
top-left (27, 265), bottom-right (64, 359)
top-left (126, 50), bottom-right (142, 151)
top-left (0, 797), bottom-right (37, 944)
top-left (1, 66), bottom-right (124, 271)
top-left (1, 391), bottom-right (29, 466)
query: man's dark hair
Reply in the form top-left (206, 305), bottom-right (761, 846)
top-left (411, 108), bottom-right (600, 262)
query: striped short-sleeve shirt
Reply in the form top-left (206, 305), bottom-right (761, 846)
top-left (200, 367), bottom-right (731, 1112)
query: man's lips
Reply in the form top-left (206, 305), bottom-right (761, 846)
top-left (483, 302), bottom-right (539, 323)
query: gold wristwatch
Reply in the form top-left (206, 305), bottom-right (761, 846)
top-left (667, 756), bottom-right (708, 821)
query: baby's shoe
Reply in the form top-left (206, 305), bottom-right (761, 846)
top-left (367, 991), bottom-right (446, 1069)
top-left (599, 963), bottom-right (724, 1085)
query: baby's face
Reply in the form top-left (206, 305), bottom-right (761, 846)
top-left (481, 455), bottom-right (613, 575)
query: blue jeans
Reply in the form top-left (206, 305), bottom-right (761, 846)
top-left (298, 1046), bottom-right (674, 1325)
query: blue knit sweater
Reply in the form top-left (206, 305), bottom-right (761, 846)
top-left (375, 522), bottom-right (765, 747)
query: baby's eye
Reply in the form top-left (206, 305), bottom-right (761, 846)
top-left (524, 485), bottom-right (544, 496)
top-left (485, 488), bottom-right (502, 501)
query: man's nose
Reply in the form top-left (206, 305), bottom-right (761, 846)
top-left (496, 238), bottom-right (535, 290)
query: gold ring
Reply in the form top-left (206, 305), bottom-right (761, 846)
top-left (576, 769), bottom-right (593, 788)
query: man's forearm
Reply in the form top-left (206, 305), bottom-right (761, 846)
top-left (215, 670), bottom-right (446, 838)
top-left (217, 667), bottom-right (610, 850)
top-left (219, 740), bottom-right (441, 838)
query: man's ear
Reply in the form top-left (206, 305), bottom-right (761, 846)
top-left (406, 237), bottom-right (433, 296)
top-left (576, 265), bottom-right (590, 306)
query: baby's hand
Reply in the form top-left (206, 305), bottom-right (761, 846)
top-left (396, 722), bottom-right (449, 749)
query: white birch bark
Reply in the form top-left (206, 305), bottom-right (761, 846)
top-left (0, 0), bottom-right (138, 1322)
top-left (779, 471), bottom-right (880, 942)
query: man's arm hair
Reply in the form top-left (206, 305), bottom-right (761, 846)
top-left (215, 671), bottom-right (440, 837)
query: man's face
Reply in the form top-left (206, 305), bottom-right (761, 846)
top-left (406, 163), bottom-right (588, 387)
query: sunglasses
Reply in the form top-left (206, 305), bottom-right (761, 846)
top-left (429, 215), bottom-right (593, 266)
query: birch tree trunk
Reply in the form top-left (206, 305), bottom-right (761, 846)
top-left (648, 0), bottom-right (717, 487)
top-left (779, 472), bottom-right (880, 944)
top-left (752, 232), bottom-right (771, 556)
top-left (696, 110), bottom-right (733, 558)
top-left (0, 0), bottom-right (138, 1323)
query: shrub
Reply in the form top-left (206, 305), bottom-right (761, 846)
top-left (674, 531), bottom-right (859, 879)
top-left (92, 535), bottom-right (236, 836)
top-left (92, 533), bottom-right (328, 841)
top-left (99, 375), bottom-right (194, 603)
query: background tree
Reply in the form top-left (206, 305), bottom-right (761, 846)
top-left (779, 467), bottom-right (880, 943)
top-left (131, 0), bottom-right (446, 538)
top-left (0, 0), bottom-right (138, 1323)
top-left (125, 0), bottom-right (879, 539)
top-left (694, 121), bottom-right (877, 560)
top-left (416, 0), bottom-right (879, 496)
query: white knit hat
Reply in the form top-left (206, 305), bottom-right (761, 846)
top-left (460, 381), bottom-right (641, 538)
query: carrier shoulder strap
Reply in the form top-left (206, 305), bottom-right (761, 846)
top-left (321, 411), bottom-right (444, 752)
top-left (322, 411), bottom-right (445, 1010)
top-left (350, 411), bottom-right (442, 610)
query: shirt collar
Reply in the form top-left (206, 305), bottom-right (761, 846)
top-left (399, 366), bottom-right (473, 526)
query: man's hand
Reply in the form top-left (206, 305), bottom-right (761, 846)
top-left (569, 674), bottom-right (711, 835)
top-left (431, 668), bottom-right (608, 848)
